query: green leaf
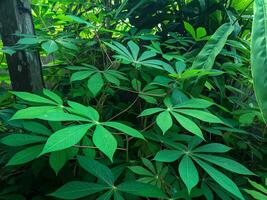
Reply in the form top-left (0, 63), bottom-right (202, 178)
top-left (103, 122), bottom-right (144, 140)
top-left (43, 89), bottom-right (63, 105)
top-left (128, 41), bottom-right (140, 60)
top-left (41, 40), bottom-right (59, 54)
top-left (174, 98), bottom-right (214, 109)
top-left (192, 23), bottom-right (234, 70)
top-left (172, 112), bottom-right (204, 139)
top-left (67, 101), bottom-right (99, 121)
top-left (41, 124), bottom-right (92, 155)
top-left (78, 156), bottom-right (115, 186)
top-left (194, 154), bottom-right (255, 175)
top-left (194, 158), bottom-right (244, 200)
top-left (247, 179), bottom-right (267, 194)
top-left (193, 143), bottom-right (231, 153)
top-left (87, 73), bottom-right (104, 97)
top-left (184, 21), bottom-right (196, 39)
top-left (244, 189), bottom-right (267, 200)
top-left (176, 109), bottom-right (223, 123)
top-left (18, 37), bottom-right (39, 45)
top-left (11, 92), bottom-right (57, 105)
top-left (50, 181), bottom-right (108, 199)
top-left (156, 111), bottom-right (173, 134)
top-left (117, 181), bottom-right (167, 198)
top-left (7, 145), bottom-right (43, 166)
top-left (154, 150), bottom-right (183, 162)
top-left (70, 71), bottom-right (95, 82)
top-left (11, 106), bottom-right (57, 120)
top-left (128, 166), bottom-right (154, 176)
top-left (92, 125), bottom-right (117, 162)
top-left (22, 121), bottom-right (52, 136)
top-left (179, 155), bottom-right (199, 193)
top-left (139, 108), bottom-right (165, 117)
top-left (49, 148), bottom-right (78, 175)
top-left (1, 134), bottom-right (47, 147)
top-left (251, 0), bottom-right (267, 123)
top-left (66, 15), bottom-right (95, 28)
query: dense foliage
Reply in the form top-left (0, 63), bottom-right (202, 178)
top-left (0, 0), bottom-right (267, 200)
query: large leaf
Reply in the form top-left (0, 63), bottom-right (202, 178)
top-left (50, 181), bottom-right (108, 199)
top-left (179, 155), bottom-right (199, 193)
top-left (251, 0), bottom-right (267, 123)
top-left (1, 134), bottom-right (47, 147)
top-left (171, 112), bottom-right (204, 139)
top-left (154, 150), bottom-right (183, 162)
top-left (194, 158), bottom-right (244, 200)
top-left (67, 101), bottom-right (99, 121)
top-left (103, 122), bottom-right (144, 140)
top-left (117, 181), bottom-right (167, 198)
top-left (7, 145), bottom-right (44, 166)
top-left (156, 111), bottom-right (173, 134)
top-left (192, 23), bottom-right (234, 70)
top-left (92, 125), bottom-right (117, 162)
top-left (194, 154), bottom-right (255, 175)
top-left (11, 92), bottom-right (57, 105)
top-left (78, 156), bottom-right (115, 186)
top-left (41, 124), bottom-right (92, 155)
top-left (87, 73), bottom-right (104, 97)
top-left (193, 143), bottom-right (231, 153)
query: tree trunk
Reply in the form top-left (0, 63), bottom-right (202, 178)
top-left (0, 0), bottom-right (44, 91)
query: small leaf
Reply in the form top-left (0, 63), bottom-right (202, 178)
top-left (87, 73), bottom-right (104, 97)
top-left (92, 125), bottom-right (117, 162)
top-left (117, 181), bottom-right (167, 198)
top-left (50, 181), bottom-right (108, 199)
top-left (1, 134), bottom-right (47, 147)
top-left (156, 111), bottom-right (173, 134)
top-left (194, 158), bottom-right (244, 200)
top-left (184, 21), bottom-right (196, 39)
top-left (78, 156), bottom-right (115, 186)
top-left (7, 145), bottom-right (43, 166)
top-left (41, 40), bottom-right (59, 54)
top-left (103, 122), bottom-right (144, 140)
top-left (41, 124), bottom-right (92, 155)
top-left (172, 112), bottom-right (204, 139)
top-left (174, 98), bottom-right (214, 109)
top-left (179, 155), bottom-right (199, 193)
top-left (154, 150), bottom-right (183, 162)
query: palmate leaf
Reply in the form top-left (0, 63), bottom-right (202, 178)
top-left (7, 144), bottom-right (44, 166)
top-left (40, 124), bottom-right (93, 155)
top-left (179, 155), bottom-right (199, 194)
top-left (117, 181), bottom-right (167, 198)
top-left (171, 112), bottom-right (204, 139)
top-left (50, 181), bottom-right (108, 200)
top-left (103, 121), bottom-right (144, 140)
top-left (11, 91), bottom-right (57, 105)
top-left (154, 150), bottom-right (183, 162)
top-left (194, 158), bottom-right (244, 200)
top-left (0, 134), bottom-right (47, 147)
top-left (251, 0), bottom-right (267, 123)
top-left (105, 40), bottom-right (167, 70)
top-left (156, 111), bottom-right (173, 134)
top-left (92, 125), bottom-right (117, 162)
top-left (78, 157), bottom-right (115, 186)
top-left (87, 72), bottom-right (104, 97)
top-left (194, 154), bottom-right (255, 175)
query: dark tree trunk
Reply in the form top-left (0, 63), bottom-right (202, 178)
top-left (0, 0), bottom-right (44, 91)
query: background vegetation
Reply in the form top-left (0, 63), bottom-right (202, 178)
top-left (0, 0), bottom-right (267, 200)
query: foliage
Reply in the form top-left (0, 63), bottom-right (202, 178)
top-left (0, 0), bottom-right (266, 200)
